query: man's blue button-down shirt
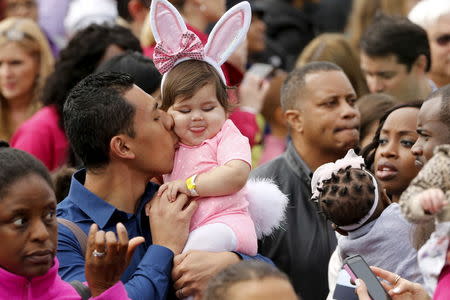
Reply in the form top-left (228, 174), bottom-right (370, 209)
top-left (57, 170), bottom-right (173, 300)
top-left (57, 169), bottom-right (272, 300)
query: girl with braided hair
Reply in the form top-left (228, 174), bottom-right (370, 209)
top-left (312, 150), bottom-right (423, 299)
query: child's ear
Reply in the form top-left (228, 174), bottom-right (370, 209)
top-left (110, 135), bottom-right (135, 160)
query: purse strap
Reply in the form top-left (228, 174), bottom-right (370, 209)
top-left (57, 217), bottom-right (87, 257)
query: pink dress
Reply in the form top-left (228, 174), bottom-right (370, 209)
top-left (164, 119), bottom-right (257, 255)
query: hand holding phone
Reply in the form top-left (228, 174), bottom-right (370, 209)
top-left (343, 255), bottom-right (392, 300)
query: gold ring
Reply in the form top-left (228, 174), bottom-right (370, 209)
top-left (393, 274), bottom-right (401, 285)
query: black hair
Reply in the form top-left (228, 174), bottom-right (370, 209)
top-left (42, 24), bottom-right (141, 130)
top-left (0, 142), bottom-right (53, 199)
top-left (313, 167), bottom-right (377, 227)
top-left (360, 14), bottom-right (431, 72)
top-left (117, 0), bottom-right (151, 22)
top-left (361, 102), bottom-right (423, 170)
top-left (281, 61), bottom-right (343, 111)
top-left (96, 51), bottom-right (161, 95)
top-left (427, 84), bottom-right (450, 134)
top-left (203, 260), bottom-right (291, 300)
top-left (63, 72), bottom-right (135, 170)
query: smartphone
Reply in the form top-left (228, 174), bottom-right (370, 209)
top-left (343, 255), bottom-right (392, 300)
top-left (247, 63), bottom-right (275, 79)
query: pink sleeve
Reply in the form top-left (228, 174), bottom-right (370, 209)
top-left (217, 119), bottom-right (251, 167)
top-left (229, 109), bottom-right (258, 147)
top-left (11, 125), bottom-right (53, 170)
top-left (434, 265), bottom-right (450, 300)
top-left (90, 281), bottom-right (130, 300)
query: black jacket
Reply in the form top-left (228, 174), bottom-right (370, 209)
top-left (251, 142), bottom-right (337, 300)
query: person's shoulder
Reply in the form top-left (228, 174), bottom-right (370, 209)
top-left (251, 155), bottom-right (287, 178)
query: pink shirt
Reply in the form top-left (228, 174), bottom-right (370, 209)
top-left (434, 265), bottom-right (450, 300)
top-left (0, 258), bottom-right (130, 300)
top-left (11, 105), bottom-right (68, 171)
top-left (164, 119), bottom-right (257, 254)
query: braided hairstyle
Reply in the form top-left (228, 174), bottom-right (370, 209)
top-left (314, 166), bottom-right (378, 227)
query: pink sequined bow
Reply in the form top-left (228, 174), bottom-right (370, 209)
top-left (153, 32), bottom-right (204, 74)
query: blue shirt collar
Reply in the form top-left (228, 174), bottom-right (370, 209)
top-left (68, 169), bottom-right (158, 229)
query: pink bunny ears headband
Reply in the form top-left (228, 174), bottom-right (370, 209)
top-left (150, 0), bottom-right (251, 86)
top-left (311, 149), bottom-right (380, 231)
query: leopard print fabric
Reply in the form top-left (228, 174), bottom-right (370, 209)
top-left (400, 144), bottom-right (450, 223)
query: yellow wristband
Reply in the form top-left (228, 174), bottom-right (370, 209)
top-left (185, 174), bottom-right (198, 197)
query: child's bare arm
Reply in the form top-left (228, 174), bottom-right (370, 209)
top-left (158, 160), bottom-right (250, 201)
top-left (195, 159), bottom-right (250, 197)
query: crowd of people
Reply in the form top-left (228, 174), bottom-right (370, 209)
top-left (0, 0), bottom-right (449, 299)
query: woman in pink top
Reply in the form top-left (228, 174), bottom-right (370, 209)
top-left (0, 144), bottom-right (141, 299)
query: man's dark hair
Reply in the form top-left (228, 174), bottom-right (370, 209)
top-left (0, 142), bottom-right (53, 198)
top-left (281, 61), bottom-right (343, 111)
top-left (96, 51), bottom-right (161, 95)
top-left (117, 0), bottom-right (151, 21)
top-left (63, 72), bottom-right (135, 170)
top-left (360, 15), bottom-right (431, 72)
top-left (314, 167), bottom-right (376, 226)
top-left (42, 24), bottom-right (141, 130)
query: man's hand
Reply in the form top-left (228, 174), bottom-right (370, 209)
top-left (146, 193), bottom-right (197, 255)
top-left (158, 179), bottom-right (191, 202)
top-left (171, 250), bottom-right (240, 299)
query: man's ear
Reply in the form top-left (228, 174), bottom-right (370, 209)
top-left (413, 54), bottom-right (428, 74)
top-left (284, 109), bottom-right (303, 133)
top-left (110, 135), bottom-right (135, 160)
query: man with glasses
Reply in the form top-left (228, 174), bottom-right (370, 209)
top-left (409, 0), bottom-right (450, 88)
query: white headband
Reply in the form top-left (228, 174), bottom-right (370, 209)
top-left (311, 149), bottom-right (380, 231)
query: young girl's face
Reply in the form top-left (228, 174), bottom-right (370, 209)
top-left (168, 82), bottom-right (226, 146)
top-left (0, 173), bottom-right (57, 278)
top-left (374, 107), bottom-right (420, 199)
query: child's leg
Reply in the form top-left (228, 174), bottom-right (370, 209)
top-left (182, 223), bottom-right (237, 253)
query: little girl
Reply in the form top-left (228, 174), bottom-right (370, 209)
top-left (400, 144), bottom-right (450, 299)
top-left (150, 0), bottom-right (258, 255)
top-left (311, 150), bottom-right (423, 299)
top-left (0, 142), bottom-right (137, 299)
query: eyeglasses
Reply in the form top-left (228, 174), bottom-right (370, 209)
top-left (436, 34), bottom-right (450, 46)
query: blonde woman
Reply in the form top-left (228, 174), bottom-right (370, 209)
top-left (0, 17), bottom-right (53, 141)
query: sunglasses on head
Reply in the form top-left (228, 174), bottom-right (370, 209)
top-left (436, 34), bottom-right (450, 46)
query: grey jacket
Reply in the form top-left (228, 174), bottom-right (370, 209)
top-left (251, 142), bottom-right (337, 300)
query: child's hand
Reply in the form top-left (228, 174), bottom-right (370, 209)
top-left (158, 180), bottom-right (190, 202)
top-left (418, 188), bottom-right (448, 214)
